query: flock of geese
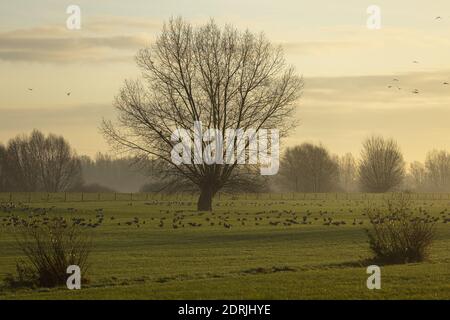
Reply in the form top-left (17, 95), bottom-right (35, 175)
top-left (386, 16), bottom-right (449, 94)
top-left (1, 200), bottom-right (449, 231)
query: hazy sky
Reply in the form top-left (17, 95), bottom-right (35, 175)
top-left (0, 0), bottom-right (449, 162)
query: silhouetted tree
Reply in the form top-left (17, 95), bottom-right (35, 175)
top-left (278, 143), bottom-right (339, 192)
top-left (358, 136), bottom-right (405, 192)
top-left (425, 150), bottom-right (450, 192)
top-left (2, 130), bottom-right (82, 192)
top-left (338, 153), bottom-right (358, 192)
top-left (409, 161), bottom-right (427, 191)
top-left (102, 18), bottom-right (302, 210)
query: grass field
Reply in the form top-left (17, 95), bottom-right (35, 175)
top-left (0, 194), bottom-right (449, 299)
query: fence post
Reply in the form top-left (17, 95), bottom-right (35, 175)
top-left (81, 193), bottom-right (84, 202)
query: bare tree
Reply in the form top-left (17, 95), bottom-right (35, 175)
top-left (337, 153), bottom-right (358, 192)
top-left (39, 133), bottom-right (83, 192)
top-left (4, 132), bottom-right (42, 191)
top-left (2, 130), bottom-right (82, 192)
top-left (102, 18), bottom-right (303, 210)
top-left (278, 143), bottom-right (339, 192)
top-left (425, 150), bottom-right (450, 192)
top-left (358, 136), bottom-right (405, 192)
top-left (409, 161), bottom-right (427, 191)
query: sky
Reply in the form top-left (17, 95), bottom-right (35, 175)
top-left (0, 0), bottom-right (449, 162)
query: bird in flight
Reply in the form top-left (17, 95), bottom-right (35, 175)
top-left (28, 88), bottom-right (33, 91)
top-left (413, 60), bottom-right (419, 64)
top-left (444, 82), bottom-right (449, 85)
top-left (66, 92), bottom-right (71, 96)
top-left (435, 16), bottom-right (442, 20)
top-left (393, 79), bottom-right (399, 82)
top-left (412, 89), bottom-right (419, 94)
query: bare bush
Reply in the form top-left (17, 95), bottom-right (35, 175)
top-left (6, 216), bottom-right (92, 288)
top-left (364, 194), bottom-right (436, 264)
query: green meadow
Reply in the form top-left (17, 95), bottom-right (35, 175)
top-left (0, 193), bottom-right (449, 300)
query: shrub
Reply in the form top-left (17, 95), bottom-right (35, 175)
top-left (7, 216), bottom-right (92, 288)
top-left (364, 194), bottom-right (436, 264)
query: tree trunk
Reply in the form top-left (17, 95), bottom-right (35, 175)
top-left (197, 186), bottom-right (214, 211)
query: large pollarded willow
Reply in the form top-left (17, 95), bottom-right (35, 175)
top-left (102, 18), bottom-right (303, 210)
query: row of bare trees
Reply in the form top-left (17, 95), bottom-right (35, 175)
top-left (0, 130), bottom-right (82, 192)
top-left (276, 136), bottom-right (449, 193)
top-left (409, 151), bottom-right (450, 192)
top-left (0, 130), bottom-right (448, 195)
top-left (0, 131), bottom-right (160, 193)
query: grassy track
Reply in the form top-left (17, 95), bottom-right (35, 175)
top-left (0, 196), bottom-right (449, 299)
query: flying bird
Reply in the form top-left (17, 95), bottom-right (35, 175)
top-left (444, 82), bottom-right (449, 85)
top-left (28, 88), bottom-right (33, 91)
top-left (412, 89), bottom-right (419, 94)
top-left (413, 60), bottom-right (419, 64)
top-left (435, 16), bottom-right (442, 20)
top-left (393, 79), bottom-right (399, 81)
top-left (66, 92), bottom-right (71, 96)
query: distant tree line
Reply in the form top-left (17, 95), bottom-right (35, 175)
top-left (0, 130), bottom-right (152, 193)
top-left (80, 153), bottom-right (152, 193)
top-left (408, 150), bottom-right (450, 192)
top-left (0, 131), bottom-right (448, 193)
top-left (275, 135), bottom-right (449, 193)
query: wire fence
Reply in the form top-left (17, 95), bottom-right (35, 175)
top-left (1, 192), bottom-right (450, 203)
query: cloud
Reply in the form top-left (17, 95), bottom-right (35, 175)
top-left (280, 40), bottom-right (358, 55)
top-left (0, 104), bottom-right (111, 131)
top-left (0, 18), bottom-right (156, 63)
top-left (85, 16), bottom-right (162, 32)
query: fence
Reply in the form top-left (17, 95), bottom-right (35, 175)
top-left (0, 192), bottom-right (450, 203)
